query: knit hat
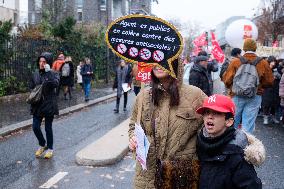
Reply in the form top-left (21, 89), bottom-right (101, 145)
top-left (243, 38), bottom-right (257, 52)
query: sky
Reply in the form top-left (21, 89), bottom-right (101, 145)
top-left (152, 0), bottom-right (261, 29)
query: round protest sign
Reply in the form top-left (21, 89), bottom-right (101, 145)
top-left (106, 14), bottom-right (183, 78)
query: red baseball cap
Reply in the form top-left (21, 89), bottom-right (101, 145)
top-left (196, 94), bottom-right (235, 116)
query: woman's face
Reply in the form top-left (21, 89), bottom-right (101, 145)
top-left (39, 57), bottom-right (47, 69)
top-left (152, 66), bottom-right (169, 79)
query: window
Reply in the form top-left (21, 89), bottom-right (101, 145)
top-left (78, 11), bottom-right (82, 21)
top-left (100, 0), bottom-right (106, 11)
top-left (77, 0), bottom-right (83, 8)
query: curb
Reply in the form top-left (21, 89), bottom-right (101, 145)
top-left (75, 119), bottom-right (130, 166)
top-left (0, 93), bottom-right (117, 137)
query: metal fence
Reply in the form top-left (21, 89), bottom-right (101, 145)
top-left (0, 36), bottom-right (119, 95)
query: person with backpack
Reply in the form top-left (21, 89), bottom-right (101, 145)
top-left (223, 38), bottom-right (274, 133)
top-left (29, 52), bottom-right (60, 159)
top-left (81, 57), bottom-right (93, 102)
top-left (60, 56), bottom-right (74, 100)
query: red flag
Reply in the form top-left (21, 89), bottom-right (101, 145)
top-left (193, 33), bottom-right (208, 47)
top-left (211, 32), bottom-right (225, 63)
top-left (136, 62), bottom-right (152, 82)
top-left (273, 40), bottom-right (279, 47)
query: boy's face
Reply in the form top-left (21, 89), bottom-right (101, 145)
top-left (203, 109), bottom-right (234, 137)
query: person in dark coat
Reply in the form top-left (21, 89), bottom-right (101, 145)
top-left (29, 52), bottom-right (60, 159)
top-left (81, 57), bottom-right (93, 102)
top-left (188, 55), bottom-right (211, 96)
top-left (59, 56), bottom-right (74, 100)
top-left (198, 51), bottom-right (219, 93)
top-left (261, 56), bottom-right (281, 125)
top-left (196, 94), bottom-right (264, 189)
top-left (113, 59), bottom-right (132, 113)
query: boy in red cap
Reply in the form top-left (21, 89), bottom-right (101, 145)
top-left (196, 94), bottom-right (264, 189)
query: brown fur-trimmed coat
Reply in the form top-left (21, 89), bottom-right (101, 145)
top-left (222, 53), bottom-right (274, 97)
top-left (129, 84), bottom-right (207, 189)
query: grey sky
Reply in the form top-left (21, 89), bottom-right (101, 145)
top-left (152, 0), bottom-right (261, 29)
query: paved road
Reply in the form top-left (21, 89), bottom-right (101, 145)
top-left (1, 91), bottom-right (284, 189)
top-left (0, 92), bottom-right (136, 189)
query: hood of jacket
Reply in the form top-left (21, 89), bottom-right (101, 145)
top-left (243, 132), bottom-right (266, 166)
top-left (37, 52), bottom-right (53, 67)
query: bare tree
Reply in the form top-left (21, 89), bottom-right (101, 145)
top-left (255, 0), bottom-right (284, 45)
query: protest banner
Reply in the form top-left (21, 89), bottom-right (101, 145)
top-left (105, 14), bottom-right (183, 78)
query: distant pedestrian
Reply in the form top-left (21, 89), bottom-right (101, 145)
top-left (52, 53), bottom-right (65, 96)
top-left (29, 52), bottom-right (59, 159)
top-left (196, 94), bottom-right (264, 189)
top-left (81, 57), bottom-right (93, 102)
top-left (189, 55), bottom-right (212, 96)
top-left (262, 56), bottom-right (281, 125)
top-left (113, 59), bottom-right (132, 113)
top-left (223, 38), bottom-right (274, 133)
top-left (60, 56), bottom-right (74, 100)
top-left (76, 61), bottom-right (83, 90)
top-left (197, 51), bottom-right (219, 93)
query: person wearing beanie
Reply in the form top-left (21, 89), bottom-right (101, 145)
top-left (196, 94), bottom-right (264, 189)
top-left (222, 38), bottom-right (274, 133)
top-left (29, 52), bottom-right (60, 159)
top-left (188, 54), bottom-right (212, 96)
top-left (128, 58), bottom-right (207, 188)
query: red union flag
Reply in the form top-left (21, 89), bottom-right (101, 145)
top-left (211, 32), bottom-right (225, 63)
top-left (136, 62), bottom-right (152, 82)
top-left (243, 25), bottom-right (252, 39)
top-left (273, 40), bottom-right (279, 47)
top-left (193, 33), bottom-right (208, 47)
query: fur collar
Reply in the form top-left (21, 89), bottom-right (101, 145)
top-left (244, 132), bottom-right (266, 166)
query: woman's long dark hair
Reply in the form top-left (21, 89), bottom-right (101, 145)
top-left (151, 61), bottom-right (180, 107)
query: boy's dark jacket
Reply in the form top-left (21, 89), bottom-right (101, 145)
top-left (197, 127), bottom-right (265, 189)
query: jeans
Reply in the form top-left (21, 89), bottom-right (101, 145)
top-left (32, 115), bottom-right (54, 149)
top-left (83, 79), bottom-right (91, 99)
top-left (233, 95), bottom-right (262, 133)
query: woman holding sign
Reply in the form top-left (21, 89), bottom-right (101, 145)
top-left (129, 59), bottom-right (207, 188)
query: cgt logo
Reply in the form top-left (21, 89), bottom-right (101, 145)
top-left (136, 64), bottom-right (152, 82)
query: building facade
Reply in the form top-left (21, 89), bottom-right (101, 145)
top-left (28, 0), bottom-right (157, 25)
top-left (0, 0), bottom-right (20, 25)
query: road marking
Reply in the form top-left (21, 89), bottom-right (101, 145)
top-left (39, 172), bottom-right (68, 188)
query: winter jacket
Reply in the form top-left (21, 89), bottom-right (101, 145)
top-left (222, 52), bottom-right (274, 97)
top-left (113, 64), bottom-right (132, 98)
top-left (262, 67), bottom-right (281, 108)
top-left (189, 63), bottom-right (211, 96)
top-left (76, 65), bottom-right (83, 84)
top-left (59, 61), bottom-right (74, 87)
top-left (80, 64), bottom-right (93, 82)
top-left (197, 127), bottom-right (264, 189)
top-left (129, 84), bottom-right (207, 188)
top-left (279, 74), bottom-right (284, 106)
top-left (29, 69), bottom-right (59, 117)
top-left (52, 59), bottom-right (65, 72)
top-left (207, 60), bottom-right (219, 93)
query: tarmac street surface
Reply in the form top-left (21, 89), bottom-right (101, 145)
top-left (0, 91), bottom-right (284, 189)
top-left (0, 92), bottom-right (135, 189)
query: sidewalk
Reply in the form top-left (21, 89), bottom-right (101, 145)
top-left (0, 84), bottom-right (114, 128)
